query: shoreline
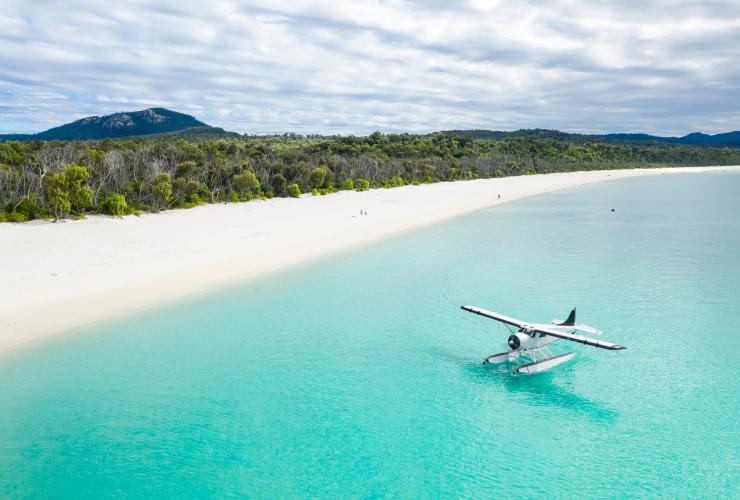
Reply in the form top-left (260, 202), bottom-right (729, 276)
top-left (2, 166), bottom-right (738, 354)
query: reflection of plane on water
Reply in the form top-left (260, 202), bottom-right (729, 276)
top-left (461, 305), bottom-right (625, 375)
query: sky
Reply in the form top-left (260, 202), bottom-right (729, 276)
top-left (1, 0), bottom-right (739, 135)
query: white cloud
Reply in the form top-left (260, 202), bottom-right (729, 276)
top-left (0, 0), bottom-right (738, 135)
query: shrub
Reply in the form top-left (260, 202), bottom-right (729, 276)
top-left (100, 193), bottom-right (129, 217)
top-left (6, 211), bottom-right (28, 222)
top-left (197, 184), bottom-right (212, 202)
top-left (390, 175), bottom-right (404, 187)
top-left (355, 178), bottom-right (370, 191)
top-left (309, 167), bottom-right (329, 189)
top-left (229, 191), bottom-right (239, 203)
top-left (175, 160), bottom-right (196, 178)
top-left (0, 212), bottom-right (5, 222)
top-left (14, 196), bottom-right (44, 220)
top-left (311, 188), bottom-right (319, 196)
top-left (344, 179), bottom-right (354, 190)
top-left (287, 183), bottom-right (301, 198)
top-left (150, 173), bottom-right (172, 211)
top-left (271, 174), bottom-right (287, 196)
top-left (172, 177), bottom-right (199, 204)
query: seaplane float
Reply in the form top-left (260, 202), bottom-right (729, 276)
top-left (461, 305), bottom-right (625, 375)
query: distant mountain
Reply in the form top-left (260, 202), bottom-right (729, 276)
top-left (0, 108), bottom-right (236, 141)
top-left (440, 129), bottom-right (740, 147)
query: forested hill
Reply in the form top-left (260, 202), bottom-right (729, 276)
top-left (2, 131), bottom-right (740, 222)
top-left (441, 128), bottom-right (740, 147)
top-left (0, 108), bottom-right (234, 141)
top-left (4, 108), bottom-right (737, 146)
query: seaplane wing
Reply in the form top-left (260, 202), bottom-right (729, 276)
top-left (532, 326), bottom-right (625, 350)
top-left (573, 324), bottom-right (602, 335)
top-left (460, 305), bottom-right (524, 328)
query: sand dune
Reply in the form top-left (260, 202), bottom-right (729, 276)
top-left (1, 166), bottom-right (737, 353)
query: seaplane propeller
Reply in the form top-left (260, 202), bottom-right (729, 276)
top-left (461, 305), bottom-right (625, 375)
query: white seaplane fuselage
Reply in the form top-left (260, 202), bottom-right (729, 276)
top-left (482, 321), bottom-right (603, 374)
top-left (483, 324), bottom-right (565, 365)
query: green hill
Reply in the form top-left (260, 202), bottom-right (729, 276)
top-left (440, 129), bottom-right (740, 147)
top-left (0, 108), bottom-right (234, 141)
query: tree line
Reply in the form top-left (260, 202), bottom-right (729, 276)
top-left (1, 132), bottom-right (739, 222)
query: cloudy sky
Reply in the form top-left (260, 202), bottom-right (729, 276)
top-left (1, 0), bottom-right (738, 135)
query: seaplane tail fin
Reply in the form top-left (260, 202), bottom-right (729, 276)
top-left (559, 308), bottom-right (576, 326)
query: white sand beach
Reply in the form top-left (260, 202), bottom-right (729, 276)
top-left (1, 166), bottom-right (737, 353)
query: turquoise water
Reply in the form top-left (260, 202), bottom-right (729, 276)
top-left (1, 172), bottom-right (739, 498)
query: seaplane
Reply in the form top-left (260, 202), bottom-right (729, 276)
top-left (461, 305), bottom-right (625, 375)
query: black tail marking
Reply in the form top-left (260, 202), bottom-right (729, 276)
top-left (560, 308), bottom-right (576, 326)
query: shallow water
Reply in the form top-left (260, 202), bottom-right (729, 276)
top-left (1, 172), bottom-right (738, 498)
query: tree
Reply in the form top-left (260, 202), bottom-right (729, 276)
top-left (233, 170), bottom-right (260, 198)
top-left (271, 174), bottom-right (287, 196)
top-left (64, 164), bottom-right (93, 212)
top-left (41, 164), bottom-right (92, 220)
top-left (43, 173), bottom-right (70, 220)
top-left (309, 167), bottom-right (328, 189)
top-left (150, 173), bottom-right (172, 211)
top-left (172, 177), bottom-right (199, 204)
top-left (175, 160), bottom-right (196, 178)
top-left (287, 183), bottom-right (301, 198)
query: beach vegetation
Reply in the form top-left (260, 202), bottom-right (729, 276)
top-left (150, 173), bottom-right (172, 212)
top-left (43, 172), bottom-right (71, 220)
top-left (12, 196), bottom-right (45, 220)
top-left (287, 183), bottom-right (301, 198)
top-left (172, 177), bottom-right (200, 205)
top-left (100, 193), bottom-right (129, 217)
top-left (2, 131), bottom-right (740, 221)
top-left (5, 211), bottom-right (27, 222)
top-left (175, 160), bottom-right (197, 178)
top-left (271, 174), bottom-right (287, 197)
top-left (233, 170), bottom-right (260, 199)
top-left (309, 167), bottom-right (328, 189)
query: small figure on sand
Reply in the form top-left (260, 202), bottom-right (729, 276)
top-left (498, 194), bottom-right (501, 199)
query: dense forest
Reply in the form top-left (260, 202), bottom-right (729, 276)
top-left (2, 132), bottom-right (739, 222)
